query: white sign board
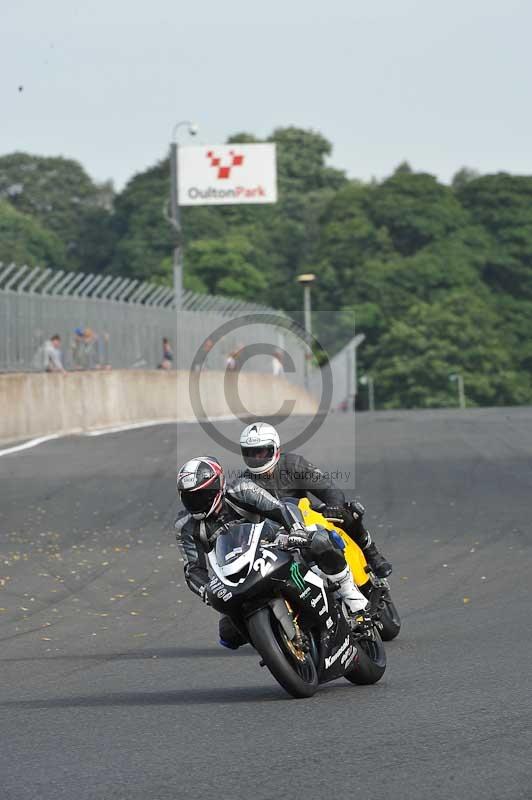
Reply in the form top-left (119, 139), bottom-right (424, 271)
top-left (178, 143), bottom-right (277, 206)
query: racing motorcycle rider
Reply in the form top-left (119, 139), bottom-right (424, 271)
top-left (176, 456), bottom-right (369, 649)
top-left (239, 422), bottom-right (392, 579)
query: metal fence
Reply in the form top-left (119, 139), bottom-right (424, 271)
top-left (0, 263), bottom-right (306, 378)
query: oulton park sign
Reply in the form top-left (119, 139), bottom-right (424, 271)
top-left (177, 143), bottom-right (277, 206)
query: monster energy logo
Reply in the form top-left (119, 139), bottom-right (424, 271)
top-left (290, 562), bottom-right (305, 591)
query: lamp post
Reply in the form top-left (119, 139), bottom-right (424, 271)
top-left (359, 374), bottom-right (375, 411)
top-left (296, 273), bottom-right (316, 388)
top-left (348, 333), bottom-right (366, 410)
top-left (449, 373), bottom-right (466, 409)
top-left (169, 120), bottom-right (199, 311)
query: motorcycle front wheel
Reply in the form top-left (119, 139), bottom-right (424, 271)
top-left (247, 607), bottom-right (318, 699)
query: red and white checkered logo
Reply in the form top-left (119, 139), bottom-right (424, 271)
top-left (206, 150), bottom-right (245, 180)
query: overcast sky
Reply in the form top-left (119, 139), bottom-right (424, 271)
top-left (2, 0), bottom-right (531, 189)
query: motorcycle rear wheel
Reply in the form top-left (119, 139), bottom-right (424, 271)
top-left (378, 593), bottom-right (401, 641)
top-left (248, 607), bottom-right (318, 699)
top-left (345, 628), bottom-right (386, 685)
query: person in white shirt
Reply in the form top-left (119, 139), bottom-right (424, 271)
top-left (43, 334), bottom-right (66, 373)
top-left (272, 350), bottom-right (283, 376)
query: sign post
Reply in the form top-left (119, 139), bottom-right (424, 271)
top-left (169, 138), bottom-right (277, 311)
top-left (169, 138), bottom-right (183, 311)
top-left (169, 121), bottom-right (199, 312)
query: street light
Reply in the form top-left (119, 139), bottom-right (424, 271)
top-left (169, 120), bottom-right (199, 311)
top-left (449, 373), bottom-right (466, 409)
top-left (347, 333), bottom-right (365, 410)
top-left (296, 273), bottom-right (316, 388)
top-left (359, 374), bottom-right (375, 411)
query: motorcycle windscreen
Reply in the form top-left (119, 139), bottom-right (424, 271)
top-left (214, 520), bottom-right (279, 566)
top-left (214, 524), bottom-right (257, 567)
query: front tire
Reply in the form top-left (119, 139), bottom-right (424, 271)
top-left (345, 628), bottom-right (386, 685)
top-left (247, 607), bottom-right (318, 699)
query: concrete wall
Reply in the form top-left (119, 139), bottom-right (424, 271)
top-left (0, 371), bottom-right (318, 443)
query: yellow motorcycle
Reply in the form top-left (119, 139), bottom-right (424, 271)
top-left (298, 498), bottom-right (401, 641)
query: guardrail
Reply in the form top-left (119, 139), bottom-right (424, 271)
top-left (0, 370), bottom-right (318, 444)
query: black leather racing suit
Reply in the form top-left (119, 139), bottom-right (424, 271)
top-left (245, 452), bottom-right (344, 505)
top-left (244, 452), bottom-right (369, 547)
top-left (175, 477), bottom-right (346, 601)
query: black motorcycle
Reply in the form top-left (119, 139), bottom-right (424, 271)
top-left (206, 519), bottom-right (386, 699)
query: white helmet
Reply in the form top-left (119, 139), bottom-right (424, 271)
top-left (240, 422), bottom-right (281, 474)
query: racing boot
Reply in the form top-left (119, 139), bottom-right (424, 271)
top-left (218, 615), bottom-right (247, 650)
top-left (327, 565), bottom-right (368, 621)
top-left (363, 540), bottom-right (392, 579)
top-left (343, 502), bottom-right (392, 578)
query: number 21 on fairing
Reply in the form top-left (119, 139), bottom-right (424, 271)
top-left (253, 549), bottom-right (278, 577)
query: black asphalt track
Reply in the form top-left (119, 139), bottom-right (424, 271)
top-left (1, 409), bottom-right (531, 800)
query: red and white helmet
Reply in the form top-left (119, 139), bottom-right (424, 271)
top-left (177, 456), bottom-right (225, 519)
top-left (239, 422), bottom-right (281, 475)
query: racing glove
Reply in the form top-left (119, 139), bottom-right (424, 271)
top-left (323, 505), bottom-right (346, 524)
top-left (346, 500), bottom-right (365, 522)
top-left (275, 523), bottom-right (312, 550)
top-left (325, 501), bottom-right (365, 526)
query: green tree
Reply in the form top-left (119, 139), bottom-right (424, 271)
top-left (0, 152), bottom-right (110, 270)
top-left (493, 294), bottom-right (532, 374)
top-left (366, 170), bottom-right (467, 256)
top-left (316, 182), bottom-right (393, 309)
top-left (455, 173), bottom-right (532, 298)
top-left (75, 207), bottom-right (117, 275)
top-left (109, 159), bottom-right (176, 282)
top-left (0, 201), bottom-right (66, 268)
top-left (107, 127), bottom-right (347, 303)
top-left (186, 235), bottom-right (268, 298)
top-left (270, 127), bottom-right (346, 194)
top-left (451, 167), bottom-right (480, 191)
top-left (4, 134), bottom-right (527, 411)
top-left (371, 292), bottom-right (530, 409)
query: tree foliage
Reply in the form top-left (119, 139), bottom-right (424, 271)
top-left (2, 133), bottom-right (532, 408)
top-left (0, 201), bottom-right (66, 268)
top-left (0, 153), bottom-right (110, 271)
top-left (365, 171), bottom-right (467, 256)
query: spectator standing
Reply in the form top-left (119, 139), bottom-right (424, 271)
top-left (202, 337), bottom-right (214, 368)
top-left (71, 327), bottom-right (85, 369)
top-left (193, 337), bottom-right (214, 372)
top-left (158, 337), bottom-right (173, 370)
top-left (226, 343), bottom-right (245, 372)
top-left (43, 334), bottom-right (66, 373)
top-left (83, 328), bottom-right (99, 369)
top-left (272, 349), bottom-right (284, 376)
